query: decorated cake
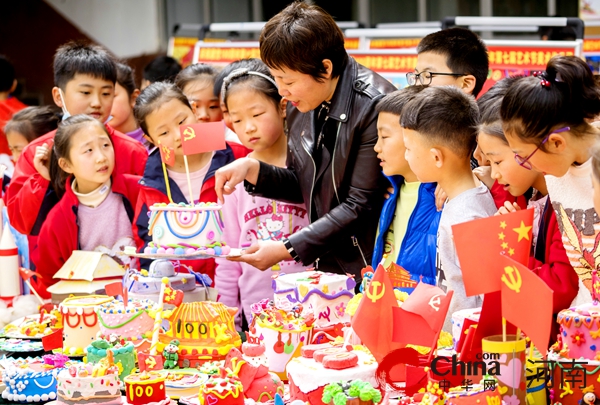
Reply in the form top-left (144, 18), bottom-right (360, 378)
top-left (451, 307), bottom-right (481, 349)
top-left (96, 298), bottom-right (157, 347)
top-left (145, 202), bottom-right (231, 256)
top-left (160, 370), bottom-right (206, 399)
top-left (124, 371), bottom-right (171, 405)
top-left (249, 299), bottom-right (313, 381)
top-left (56, 361), bottom-right (122, 405)
top-left (321, 380), bottom-right (382, 405)
top-left (60, 295), bottom-right (114, 356)
top-left (286, 346), bottom-right (379, 405)
top-left (1, 356), bottom-right (70, 403)
top-left (158, 301), bottom-right (241, 367)
top-left (86, 338), bottom-right (136, 381)
top-left (223, 339), bottom-right (284, 403)
top-left (273, 270), bottom-right (355, 328)
top-left (199, 368), bottom-right (244, 405)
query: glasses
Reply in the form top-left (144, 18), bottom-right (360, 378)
top-left (514, 126), bottom-right (570, 170)
top-left (406, 71), bottom-right (466, 86)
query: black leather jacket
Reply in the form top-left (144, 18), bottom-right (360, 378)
top-left (248, 57), bottom-right (396, 280)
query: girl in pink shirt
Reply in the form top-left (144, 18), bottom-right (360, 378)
top-left (215, 62), bottom-right (308, 328)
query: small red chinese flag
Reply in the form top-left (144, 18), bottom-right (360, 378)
top-left (452, 208), bottom-right (534, 296)
top-left (163, 285), bottom-right (184, 306)
top-left (392, 283), bottom-right (453, 348)
top-left (105, 281), bottom-right (124, 298)
top-left (180, 122), bottom-right (226, 155)
top-left (19, 268), bottom-right (39, 282)
top-left (42, 329), bottom-right (63, 351)
top-left (158, 142), bottom-right (175, 167)
top-left (351, 265), bottom-right (403, 363)
top-left (499, 254), bottom-right (553, 352)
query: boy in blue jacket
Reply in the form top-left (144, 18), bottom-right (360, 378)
top-left (372, 86), bottom-right (441, 292)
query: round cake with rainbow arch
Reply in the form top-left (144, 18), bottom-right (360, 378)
top-left (145, 202), bottom-right (231, 256)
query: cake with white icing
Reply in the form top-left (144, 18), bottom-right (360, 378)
top-left (56, 362), bottom-right (122, 405)
top-left (96, 298), bottom-right (157, 343)
top-left (145, 202), bottom-right (230, 256)
top-left (1, 356), bottom-right (69, 403)
top-left (60, 295), bottom-right (114, 356)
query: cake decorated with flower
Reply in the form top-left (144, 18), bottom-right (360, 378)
top-left (96, 298), bottom-right (157, 349)
top-left (145, 202), bottom-right (230, 256)
top-left (321, 380), bottom-right (382, 405)
top-left (199, 368), bottom-right (244, 405)
top-left (158, 301), bottom-right (241, 367)
top-left (56, 358), bottom-right (122, 405)
top-left (86, 337), bottom-right (136, 381)
top-left (0, 355), bottom-right (72, 403)
top-left (60, 295), bottom-right (114, 356)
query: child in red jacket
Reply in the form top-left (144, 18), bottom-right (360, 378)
top-left (132, 82), bottom-right (249, 281)
top-left (477, 78), bottom-right (578, 322)
top-left (33, 115), bottom-right (141, 298)
top-left (6, 42), bottom-right (147, 237)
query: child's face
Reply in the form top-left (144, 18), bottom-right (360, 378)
top-left (403, 128), bottom-right (437, 183)
top-left (593, 174), bottom-right (600, 217)
top-left (109, 83), bottom-right (135, 131)
top-left (53, 74), bottom-right (115, 123)
top-left (374, 112), bottom-right (413, 178)
top-left (414, 52), bottom-right (463, 88)
top-left (6, 130), bottom-right (28, 163)
top-left (60, 122), bottom-right (115, 194)
top-left (504, 130), bottom-right (569, 177)
top-left (183, 80), bottom-right (222, 123)
top-left (227, 88), bottom-right (285, 153)
top-left (144, 98), bottom-right (196, 157)
top-left (478, 132), bottom-right (541, 197)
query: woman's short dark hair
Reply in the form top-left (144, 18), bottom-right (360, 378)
top-left (259, 1), bottom-right (348, 82)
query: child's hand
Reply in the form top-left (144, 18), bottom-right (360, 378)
top-left (434, 184), bottom-right (447, 211)
top-left (384, 186), bottom-right (394, 199)
top-left (495, 201), bottom-right (521, 216)
top-left (473, 166), bottom-right (494, 189)
top-left (33, 142), bottom-right (52, 181)
top-left (215, 158), bottom-right (260, 204)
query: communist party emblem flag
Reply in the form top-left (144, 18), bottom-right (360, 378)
top-left (180, 122), bottom-right (226, 155)
top-left (499, 254), bottom-right (553, 351)
top-left (351, 265), bottom-right (403, 363)
top-left (392, 282), bottom-right (453, 349)
top-left (452, 208), bottom-right (534, 296)
top-left (158, 142), bottom-right (175, 167)
top-left (163, 285), bottom-right (184, 307)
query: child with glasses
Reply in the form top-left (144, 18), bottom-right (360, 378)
top-left (501, 55), bottom-right (600, 305)
top-left (477, 77), bottom-right (578, 327)
top-left (402, 86), bottom-right (497, 331)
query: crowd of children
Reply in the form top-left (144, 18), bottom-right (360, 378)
top-left (1, 2), bottom-right (600, 332)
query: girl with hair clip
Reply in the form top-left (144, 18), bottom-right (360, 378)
top-left (477, 78), bottom-right (578, 333)
top-left (501, 55), bottom-right (600, 304)
top-left (110, 63), bottom-right (145, 147)
top-left (32, 115), bottom-right (141, 298)
top-left (214, 63), bottom-right (309, 329)
top-left (175, 63), bottom-right (222, 124)
top-left (132, 82), bottom-right (249, 281)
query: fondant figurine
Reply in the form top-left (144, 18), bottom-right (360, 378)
top-left (163, 339), bottom-right (180, 369)
top-left (583, 392), bottom-right (597, 404)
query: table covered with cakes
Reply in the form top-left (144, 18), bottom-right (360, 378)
top-left (0, 200), bottom-right (594, 405)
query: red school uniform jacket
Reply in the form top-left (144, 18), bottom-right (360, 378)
top-left (32, 173), bottom-right (141, 299)
top-left (6, 124), bottom-right (147, 236)
top-left (133, 142), bottom-right (250, 281)
top-left (0, 97), bottom-right (27, 156)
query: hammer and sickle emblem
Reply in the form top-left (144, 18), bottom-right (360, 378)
top-left (501, 265), bottom-right (522, 293)
top-left (428, 294), bottom-right (442, 311)
top-left (366, 281), bottom-right (385, 303)
top-left (182, 127), bottom-right (196, 141)
top-left (145, 355), bottom-right (157, 369)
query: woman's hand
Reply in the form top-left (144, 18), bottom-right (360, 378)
top-left (227, 240), bottom-right (292, 270)
top-left (215, 158), bottom-right (260, 203)
top-left (33, 142), bottom-right (52, 181)
top-left (495, 201), bottom-right (521, 216)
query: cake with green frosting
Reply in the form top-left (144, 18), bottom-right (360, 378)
top-left (86, 338), bottom-right (135, 381)
top-left (322, 380), bottom-right (382, 405)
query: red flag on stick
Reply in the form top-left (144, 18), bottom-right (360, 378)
top-left (499, 254), bottom-right (553, 352)
top-left (42, 329), bottom-right (63, 351)
top-left (452, 208), bottom-right (534, 296)
top-left (180, 122), bottom-right (226, 155)
top-left (163, 285), bottom-right (184, 307)
top-left (351, 265), bottom-right (402, 363)
top-left (158, 142), bottom-right (175, 167)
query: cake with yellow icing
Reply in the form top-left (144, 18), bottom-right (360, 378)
top-left (158, 301), bottom-right (241, 367)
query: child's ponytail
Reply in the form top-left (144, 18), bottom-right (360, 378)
top-left (501, 55), bottom-right (600, 144)
top-left (49, 115), bottom-right (108, 199)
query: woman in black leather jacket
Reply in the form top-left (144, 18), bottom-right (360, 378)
top-left (215, 2), bottom-right (396, 281)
